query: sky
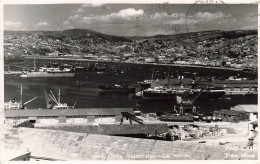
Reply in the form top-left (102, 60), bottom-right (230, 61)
top-left (4, 4), bottom-right (258, 36)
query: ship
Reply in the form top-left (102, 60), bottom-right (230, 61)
top-left (138, 80), bottom-right (154, 90)
top-left (44, 89), bottom-right (76, 109)
top-left (98, 81), bottom-right (136, 92)
top-left (73, 62), bottom-right (86, 71)
top-left (21, 67), bottom-right (76, 78)
top-left (20, 59), bottom-right (75, 78)
top-left (137, 67), bottom-right (156, 89)
top-left (4, 85), bottom-right (37, 110)
top-left (137, 86), bottom-right (226, 101)
top-left (4, 66), bottom-right (23, 75)
top-left (4, 70), bottom-right (23, 75)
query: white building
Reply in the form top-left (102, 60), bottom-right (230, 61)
top-left (231, 105), bottom-right (258, 121)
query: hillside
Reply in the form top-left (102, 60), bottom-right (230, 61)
top-left (4, 29), bottom-right (257, 70)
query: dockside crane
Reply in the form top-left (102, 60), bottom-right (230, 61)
top-left (177, 77), bottom-right (213, 114)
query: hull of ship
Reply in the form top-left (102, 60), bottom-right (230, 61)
top-left (138, 82), bottom-right (151, 89)
top-left (142, 90), bottom-right (225, 100)
top-left (98, 85), bottom-right (135, 92)
top-left (21, 72), bottom-right (75, 78)
top-left (151, 78), bottom-right (257, 88)
top-left (142, 91), bottom-right (176, 100)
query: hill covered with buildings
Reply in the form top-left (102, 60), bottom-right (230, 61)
top-left (4, 29), bottom-right (257, 70)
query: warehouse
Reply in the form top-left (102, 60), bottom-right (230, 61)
top-left (231, 104), bottom-right (258, 121)
top-left (4, 108), bottom-right (134, 126)
top-left (213, 109), bottom-right (249, 122)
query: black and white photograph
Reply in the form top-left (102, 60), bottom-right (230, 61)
top-left (2, 0), bottom-right (258, 161)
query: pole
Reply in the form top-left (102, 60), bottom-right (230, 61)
top-left (34, 57), bottom-right (36, 71)
top-left (20, 85), bottom-right (23, 105)
top-left (58, 89), bottom-right (61, 104)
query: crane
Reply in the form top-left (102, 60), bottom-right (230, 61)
top-left (120, 112), bottom-right (144, 124)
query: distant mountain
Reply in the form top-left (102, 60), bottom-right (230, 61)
top-left (5, 29), bottom-right (257, 42)
top-left (130, 30), bottom-right (257, 40)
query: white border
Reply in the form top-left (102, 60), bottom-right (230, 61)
top-left (0, 0), bottom-right (259, 164)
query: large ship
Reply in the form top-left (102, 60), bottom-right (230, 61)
top-left (137, 85), bottom-right (226, 101)
top-left (20, 58), bottom-right (75, 78)
top-left (20, 60), bottom-right (75, 78)
top-left (135, 77), bottom-right (257, 107)
top-left (21, 67), bottom-right (75, 78)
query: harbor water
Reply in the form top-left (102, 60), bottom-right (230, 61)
top-left (4, 59), bottom-right (258, 113)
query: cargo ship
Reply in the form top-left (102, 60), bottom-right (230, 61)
top-left (20, 67), bottom-right (75, 78)
top-left (137, 86), bottom-right (226, 101)
top-left (139, 76), bottom-right (257, 98)
top-left (20, 58), bottom-right (76, 78)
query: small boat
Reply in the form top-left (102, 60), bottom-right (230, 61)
top-left (138, 80), bottom-right (153, 89)
top-left (97, 71), bottom-right (104, 74)
top-left (76, 81), bottom-right (80, 88)
top-left (138, 67), bottom-right (156, 89)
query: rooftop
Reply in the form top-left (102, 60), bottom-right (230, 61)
top-left (39, 124), bottom-right (169, 135)
top-left (213, 109), bottom-right (246, 116)
top-left (233, 105), bottom-right (258, 113)
top-left (4, 108), bottom-right (134, 117)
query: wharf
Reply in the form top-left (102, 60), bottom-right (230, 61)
top-left (4, 127), bottom-right (258, 160)
top-left (23, 56), bottom-right (250, 72)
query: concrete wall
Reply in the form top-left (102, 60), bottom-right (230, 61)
top-left (5, 116), bottom-right (116, 126)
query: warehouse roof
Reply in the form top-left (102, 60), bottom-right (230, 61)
top-left (235, 105), bottom-right (258, 113)
top-left (4, 108), bottom-right (134, 117)
top-left (39, 124), bottom-right (169, 135)
top-left (213, 109), bottom-right (246, 116)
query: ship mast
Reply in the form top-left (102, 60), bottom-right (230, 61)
top-left (33, 57), bottom-right (36, 71)
top-left (151, 67), bottom-right (154, 80)
top-left (167, 66), bottom-right (170, 88)
top-left (20, 84), bottom-right (23, 105)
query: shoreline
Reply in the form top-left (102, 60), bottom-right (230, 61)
top-left (22, 56), bottom-right (252, 72)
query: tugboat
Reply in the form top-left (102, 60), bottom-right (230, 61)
top-left (98, 81), bottom-right (135, 92)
